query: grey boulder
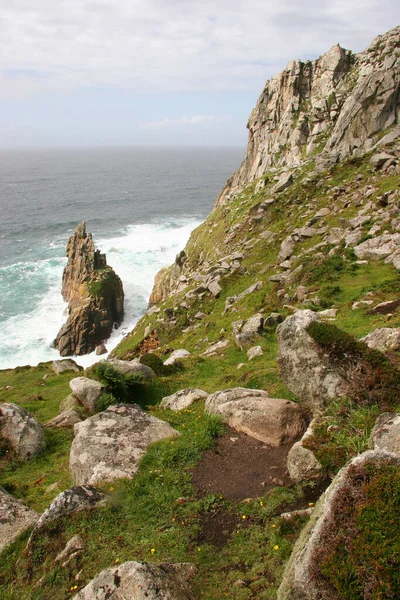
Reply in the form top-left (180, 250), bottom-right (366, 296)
top-left (163, 349), bottom-right (191, 366)
top-left (46, 409), bottom-right (82, 429)
top-left (286, 420), bottom-right (324, 483)
top-left (52, 359), bottom-right (82, 375)
top-left (36, 485), bottom-right (107, 530)
top-left (106, 358), bottom-right (156, 379)
top-left (69, 377), bottom-right (107, 413)
top-left (360, 327), bottom-right (400, 352)
top-left (73, 561), bottom-right (196, 600)
top-left (277, 310), bottom-right (347, 412)
top-left (206, 388), bottom-right (308, 446)
top-left (69, 404), bottom-right (179, 485)
top-left (0, 403), bottom-right (46, 460)
top-left (160, 388), bottom-right (208, 411)
top-left (369, 413), bottom-right (400, 455)
top-left (0, 486), bottom-right (39, 553)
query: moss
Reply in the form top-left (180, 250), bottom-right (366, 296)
top-left (312, 461), bottom-right (400, 600)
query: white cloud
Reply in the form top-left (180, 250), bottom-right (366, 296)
top-left (0, 0), bottom-right (399, 97)
top-left (144, 115), bottom-right (228, 127)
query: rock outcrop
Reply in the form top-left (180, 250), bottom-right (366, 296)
top-left (69, 404), bottom-right (179, 485)
top-left (73, 561), bottom-right (196, 600)
top-left (205, 388), bottom-right (308, 446)
top-left (36, 486), bottom-right (107, 530)
top-left (277, 310), bottom-right (348, 412)
top-left (0, 403), bottom-right (46, 460)
top-left (215, 26), bottom-right (400, 208)
top-left (55, 222), bottom-right (124, 356)
top-left (0, 487), bottom-right (39, 552)
top-left (278, 450), bottom-right (400, 600)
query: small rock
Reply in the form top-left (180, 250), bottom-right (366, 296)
top-left (369, 413), bottom-right (400, 455)
top-left (46, 409), bottom-right (82, 429)
top-left (36, 486), bottom-right (107, 529)
top-left (54, 534), bottom-right (85, 564)
top-left (69, 377), bottom-right (107, 413)
top-left (247, 346), bottom-right (263, 360)
top-left (160, 389), bottom-right (208, 411)
top-left (360, 327), bottom-right (400, 352)
top-left (52, 359), bottom-right (82, 375)
top-left (95, 344), bottom-right (108, 356)
top-left (372, 300), bottom-right (400, 315)
top-left (0, 487), bottom-right (39, 553)
top-left (163, 349), bottom-right (191, 366)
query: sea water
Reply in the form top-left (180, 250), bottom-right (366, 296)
top-left (0, 146), bottom-right (243, 369)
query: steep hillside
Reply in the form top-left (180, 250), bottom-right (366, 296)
top-left (1, 25), bottom-right (400, 600)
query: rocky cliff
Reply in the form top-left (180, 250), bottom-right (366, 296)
top-left (216, 25), bottom-right (400, 208)
top-left (148, 26), bottom-right (400, 307)
top-left (55, 222), bottom-right (124, 356)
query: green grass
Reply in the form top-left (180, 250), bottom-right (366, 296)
top-left (0, 401), bottom-right (309, 600)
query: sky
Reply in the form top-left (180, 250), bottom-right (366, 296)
top-left (1, 1), bottom-right (399, 148)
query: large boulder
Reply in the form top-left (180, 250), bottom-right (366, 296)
top-left (205, 388), bottom-right (308, 446)
top-left (73, 561), bottom-right (196, 600)
top-left (160, 389), bottom-right (208, 411)
top-left (369, 413), bottom-right (400, 455)
top-left (360, 327), bottom-right (400, 352)
top-left (286, 420), bottom-right (324, 483)
top-left (69, 404), bottom-right (179, 485)
top-left (36, 485), bottom-right (107, 530)
top-left (105, 358), bottom-right (156, 379)
top-left (55, 222), bottom-right (124, 356)
top-left (277, 310), bottom-right (347, 412)
top-left (354, 233), bottom-right (400, 261)
top-left (278, 450), bottom-right (400, 600)
top-left (69, 377), bottom-right (107, 413)
top-left (0, 403), bottom-right (46, 460)
top-left (0, 487), bottom-right (39, 553)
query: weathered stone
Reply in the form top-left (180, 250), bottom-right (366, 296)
top-left (0, 486), bottom-right (39, 552)
top-left (277, 310), bottom-right (348, 412)
top-left (208, 279), bottom-right (222, 297)
top-left (372, 300), bottom-right (400, 315)
top-left (286, 421), bottom-right (324, 483)
top-left (354, 233), bottom-right (400, 260)
top-left (46, 409), bottom-right (82, 429)
top-left (160, 388), bottom-right (209, 411)
top-left (54, 535), bottom-right (85, 564)
top-left (36, 486), bottom-right (107, 529)
top-left (69, 377), bottom-right (107, 413)
top-left (264, 312), bottom-right (284, 326)
top-left (52, 359), bottom-right (82, 375)
top-left (369, 413), bottom-right (400, 455)
top-left (272, 172), bottom-right (293, 194)
top-left (206, 388), bottom-right (308, 446)
top-left (60, 393), bottom-right (81, 413)
top-left (163, 349), bottom-right (191, 366)
top-left (201, 340), bottom-right (229, 356)
top-left (69, 404), bottom-right (179, 485)
top-left (360, 327), bottom-right (400, 352)
top-left (73, 561), bottom-right (196, 600)
top-left (371, 151), bottom-right (395, 169)
top-left (105, 359), bottom-right (156, 379)
top-left (0, 403), bottom-right (46, 460)
top-left (278, 451), bottom-right (400, 600)
top-left (95, 344), bottom-right (108, 356)
top-left (247, 346), bottom-right (263, 360)
top-left (55, 222), bottom-right (124, 356)
top-left (318, 308), bottom-right (337, 319)
top-left (235, 313), bottom-right (264, 350)
top-left (278, 236), bottom-right (295, 262)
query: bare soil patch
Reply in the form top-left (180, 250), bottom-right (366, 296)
top-left (191, 427), bottom-right (293, 502)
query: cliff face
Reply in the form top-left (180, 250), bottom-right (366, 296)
top-left (148, 26), bottom-right (400, 306)
top-left (215, 26), bottom-right (400, 207)
top-left (55, 222), bottom-right (124, 356)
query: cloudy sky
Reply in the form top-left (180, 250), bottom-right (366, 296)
top-left (1, 1), bottom-right (399, 148)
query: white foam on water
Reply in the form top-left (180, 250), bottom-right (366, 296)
top-left (0, 217), bottom-right (200, 370)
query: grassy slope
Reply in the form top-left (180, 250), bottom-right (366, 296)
top-left (1, 145), bottom-right (400, 599)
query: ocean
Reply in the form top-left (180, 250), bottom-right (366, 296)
top-left (0, 146), bottom-right (244, 370)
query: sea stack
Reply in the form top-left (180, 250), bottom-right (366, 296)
top-left (55, 222), bottom-right (124, 356)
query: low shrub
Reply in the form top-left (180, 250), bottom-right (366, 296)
top-left (92, 363), bottom-right (144, 404)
